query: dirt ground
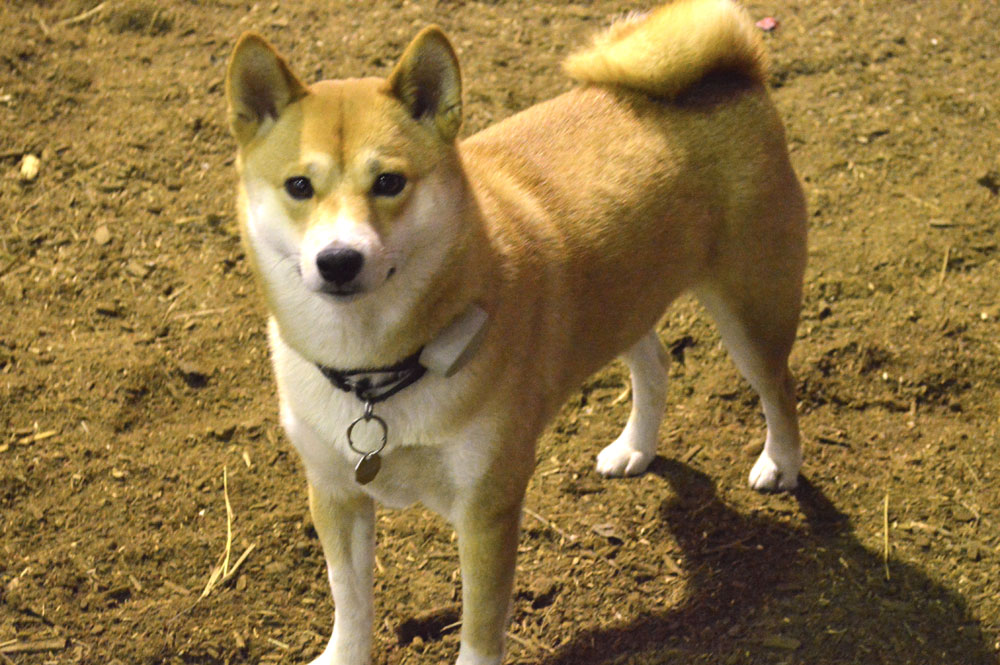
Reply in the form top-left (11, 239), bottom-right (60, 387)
top-left (1, 1), bottom-right (998, 663)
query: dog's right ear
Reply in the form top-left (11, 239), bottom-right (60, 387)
top-left (226, 33), bottom-right (307, 145)
top-left (387, 27), bottom-right (463, 142)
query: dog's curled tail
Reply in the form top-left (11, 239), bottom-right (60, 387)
top-left (562, 0), bottom-right (767, 99)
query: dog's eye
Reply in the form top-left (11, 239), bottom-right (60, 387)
top-left (284, 176), bottom-right (314, 200)
top-left (371, 173), bottom-right (407, 198)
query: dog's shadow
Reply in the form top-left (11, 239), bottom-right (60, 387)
top-left (537, 459), bottom-right (995, 665)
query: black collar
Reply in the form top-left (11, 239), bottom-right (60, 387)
top-left (316, 348), bottom-right (427, 405)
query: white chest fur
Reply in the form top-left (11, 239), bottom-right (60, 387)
top-left (268, 319), bottom-right (495, 520)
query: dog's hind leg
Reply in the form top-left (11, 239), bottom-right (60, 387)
top-left (596, 329), bottom-right (668, 477)
top-left (695, 283), bottom-right (802, 491)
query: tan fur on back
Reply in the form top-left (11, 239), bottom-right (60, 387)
top-left (563, 0), bottom-right (767, 99)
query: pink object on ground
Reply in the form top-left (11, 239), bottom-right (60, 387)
top-left (755, 16), bottom-right (779, 31)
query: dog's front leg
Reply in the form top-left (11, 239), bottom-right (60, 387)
top-left (307, 482), bottom-right (376, 665)
top-left (454, 499), bottom-right (523, 665)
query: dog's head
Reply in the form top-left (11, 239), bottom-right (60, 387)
top-left (225, 27), bottom-right (464, 309)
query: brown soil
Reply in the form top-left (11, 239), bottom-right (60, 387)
top-left (1, 1), bottom-right (998, 664)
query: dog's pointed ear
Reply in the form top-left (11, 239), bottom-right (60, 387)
top-left (387, 26), bottom-right (462, 142)
top-left (226, 33), bottom-right (307, 145)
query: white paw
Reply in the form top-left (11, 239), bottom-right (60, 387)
top-left (305, 640), bottom-right (371, 665)
top-left (305, 647), bottom-right (335, 665)
top-left (748, 448), bottom-right (800, 491)
top-left (456, 647), bottom-right (502, 665)
top-left (596, 437), bottom-right (654, 477)
top-left (306, 653), bottom-right (366, 665)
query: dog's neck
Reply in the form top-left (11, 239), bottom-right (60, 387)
top-left (315, 301), bottom-right (488, 404)
top-left (316, 346), bottom-right (428, 404)
top-left (361, 178), bottom-right (494, 368)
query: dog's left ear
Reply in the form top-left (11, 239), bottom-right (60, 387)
top-left (388, 26), bottom-right (462, 142)
top-left (226, 33), bottom-right (307, 145)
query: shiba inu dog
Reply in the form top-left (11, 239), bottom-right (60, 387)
top-left (225, 0), bottom-right (807, 662)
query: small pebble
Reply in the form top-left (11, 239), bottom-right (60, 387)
top-left (94, 225), bottom-right (112, 245)
top-left (19, 154), bottom-right (40, 182)
top-left (127, 260), bottom-right (153, 278)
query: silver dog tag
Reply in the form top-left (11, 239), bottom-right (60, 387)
top-left (354, 452), bottom-right (382, 485)
top-left (347, 402), bottom-right (388, 485)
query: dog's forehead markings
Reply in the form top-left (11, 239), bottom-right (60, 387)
top-left (302, 80), bottom-right (348, 171)
top-left (363, 155), bottom-right (382, 177)
top-left (337, 85), bottom-right (346, 173)
top-left (303, 154), bottom-right (333, 180)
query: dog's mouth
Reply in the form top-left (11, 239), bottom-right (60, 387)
top-left (318, 284), bottom-right (363, 300)
top-left (296, 261), bottom-right (397, 303)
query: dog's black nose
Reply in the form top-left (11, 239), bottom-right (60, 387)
top-left (316, 247), bottom-right (364, 286)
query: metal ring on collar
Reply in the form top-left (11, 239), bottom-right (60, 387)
top-left (346, 411), bottom-right (387, 457)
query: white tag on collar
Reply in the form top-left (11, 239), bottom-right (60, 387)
top-left (419, 304), bottom-right (488, 377)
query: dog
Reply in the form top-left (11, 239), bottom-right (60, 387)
top-left (225, 0), bottom-right (806, 662)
